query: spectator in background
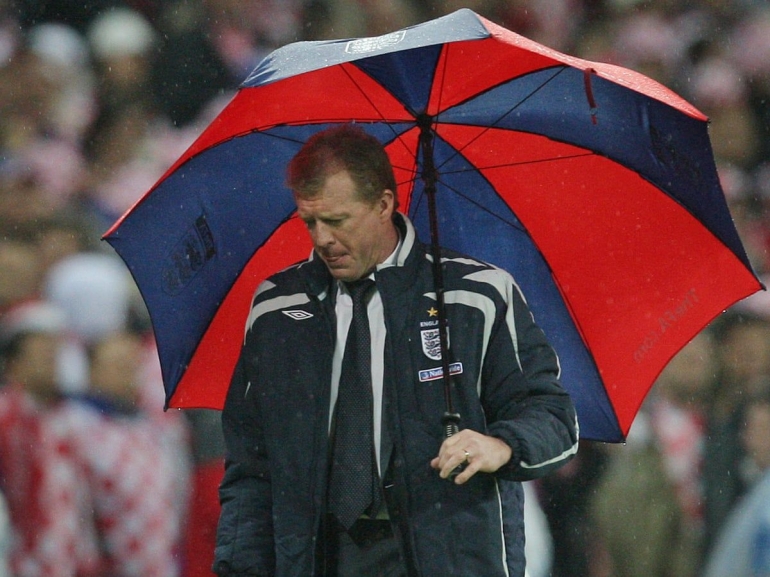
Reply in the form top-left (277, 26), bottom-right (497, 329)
top-left (702, 388), bottom-right (770, 577)
top-left (0, 160), bottom-right (60, 241)
top-left (25, 22), bottom-right (95, 146)
top-left (151, 0), bottom-right (303, 128)
top-left (0, 43), bottom-right (57, 154)
top-left (689, 52), bottom-right (762, 172)
top-left (82, 6), bottom-right (186, 228)
top-left (80, 97), bottom-right (181, 228)
top-left (703, 312), bottom-right (770, 553)
top-left (728, 5), bottom-right (770, 169)
top-left (43, 250), bottom-right (134, 393)
top-left (44, 251), bottom-right (132, 344)
top-left (0, 26), bottom-right (91, 230)
top-left (87, 7), bottom-right (156, 116)
top-left (590, 330), bottom-right (716, 577)
top-left (0, 238), bottom-right (41, 314)
top-left (536, 441), bottom-right (608, 577)
top-left (10, 23), bottom-right (93, 220)
top-left (68, 329), bottom-right (189, 576)
top-left (0, 300), bottom-right (100, 577)
top-left (150, 0), bottom-right (236, 129)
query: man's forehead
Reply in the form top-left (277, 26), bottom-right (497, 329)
top-left (296, 170), bottom-right (360, 204)
top-left (295, 194), bottom-right (351, 219)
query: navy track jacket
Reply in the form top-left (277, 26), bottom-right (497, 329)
top-left (214, 214), bottom-right (579, 576)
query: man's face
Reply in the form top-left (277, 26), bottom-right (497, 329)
top-left (8, 332), bottom-right (60, 400)
top-left (90, 333), bottom-right (143, 405)
top-left (295, 169), bottom-right (396, 282)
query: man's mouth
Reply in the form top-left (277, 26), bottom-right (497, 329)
top-left (323, 254), bottom-right (346, 266)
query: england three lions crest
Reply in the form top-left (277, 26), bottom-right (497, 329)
top-left (421, 328), bottom-right (449, 360)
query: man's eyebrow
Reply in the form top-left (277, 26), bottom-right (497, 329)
top-left (299, 212), bottom-right (347, 223)
top-left (317, 211), bottom-right (348, 221)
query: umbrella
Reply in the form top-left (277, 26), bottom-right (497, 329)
top-left (103, 9), bottom-right (762, 442)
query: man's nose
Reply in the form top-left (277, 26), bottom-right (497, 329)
top-left (313, 223), bottom-right (335, 247)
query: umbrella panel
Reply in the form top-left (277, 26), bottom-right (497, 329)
top-left (409, 126), bottom-right (760, 439)
top-left (438, 66), bottom-right (747, 269)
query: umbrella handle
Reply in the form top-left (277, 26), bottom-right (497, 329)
top-left (442, 411), bottom-right (466, 480)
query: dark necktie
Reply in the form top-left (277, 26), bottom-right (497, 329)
top-left (328, 278), bottom-right (381, 530)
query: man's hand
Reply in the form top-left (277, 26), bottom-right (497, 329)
top-left (430, 429), bottom-right (512, 484)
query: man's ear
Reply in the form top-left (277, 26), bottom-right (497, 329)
top-left (379, 189), bottom-right (395, 221)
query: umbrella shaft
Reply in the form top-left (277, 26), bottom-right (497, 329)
top-left (419, 118), bottom-right (456, 417)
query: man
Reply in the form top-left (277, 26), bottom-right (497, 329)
top-left (214, 125), bottom-right (578, 576)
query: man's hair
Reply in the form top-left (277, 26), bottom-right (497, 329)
top-left (287, 124), bottom-right (398, 209)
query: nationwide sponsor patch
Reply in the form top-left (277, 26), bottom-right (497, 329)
top-left (282, 309), bottom-right (313, 320)
top-left (418, 362), bottom-right (463, 382)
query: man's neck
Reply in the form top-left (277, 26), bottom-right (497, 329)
top-left (378, 222), bottom-right (402, 269)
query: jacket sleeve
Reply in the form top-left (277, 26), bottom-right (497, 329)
top-left (481, 273), bottom-right (579, 481)
top-left (213, 352), bottom-right (275, 576)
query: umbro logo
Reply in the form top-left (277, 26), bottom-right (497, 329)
top-left (282, 309), bottom-right (314, 320)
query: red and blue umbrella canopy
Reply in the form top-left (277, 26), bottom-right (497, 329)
top-left (104, 9), bottom-right (762, 442)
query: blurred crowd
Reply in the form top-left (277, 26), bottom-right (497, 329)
top-left (0, 0), bottom-right (769, 576)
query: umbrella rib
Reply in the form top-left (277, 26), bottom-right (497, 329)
top-left (434, 66), bottom-right (569, 173)
top-left (339, 63), bottom-right (416, 147)
top-left (409, 150), bottom-right (595, 232)
top-left (441, 151), bottom-right (595, 173)
top-left (432, 42), bottom-right (451, 124)
top-left (405, 173), bottom-right (522, 232)
top-left (444, 182), bottom-right (524, 230)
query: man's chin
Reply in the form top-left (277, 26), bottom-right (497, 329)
top-left (320, 256), bottom-right (347, 278)
top-left (325, 263), bottom-right (359, 282)
top-left (329, 269), bottom-right (358, 282)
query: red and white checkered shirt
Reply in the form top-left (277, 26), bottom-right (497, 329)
top-left (0, 385), bottom-right (100, 577)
